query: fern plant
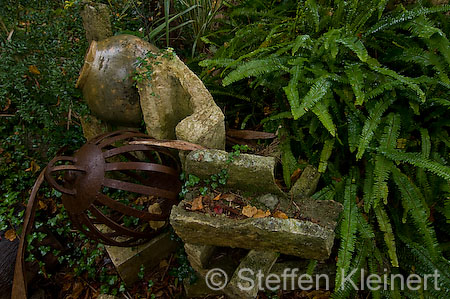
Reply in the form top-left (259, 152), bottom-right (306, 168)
top-left (199, 0), bottom-right (450, 297)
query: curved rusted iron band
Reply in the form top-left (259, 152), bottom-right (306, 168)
top-left (97, 131), bottom-right (149, 149)
top-left (105, 162), bottom-right (178, 177)
top-left (102, 178), bottom-right (178, 200)
top-left (95, 194), bottom-right (168, 221)
top-left (88, 206), bottom-right (155, 238)
top-left (12, 168), bottom-right (46, 299)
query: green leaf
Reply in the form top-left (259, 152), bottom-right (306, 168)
top-left (356, 97), bottom-right (391, 159)
top-left (335, 177), bottom-right (358, 287)
top-left (374, 205), bottom-right (399, 267)
top-left (345, 64), bottom-right (365, 105)
top-left (291, 76), bottom-right (331, 119)
top-left (379, 113), bottom-right (401, 151)
top-left (391, 166), bottom-right (439, 259)
top-left (283, 65), bottom-right (302, 114)
top-left (318, 138), bottom-right (335, 173)
top-left (420, 128), bottom-right (431, 159)
top-left (337, 36), bottom-right (370, 62)
top-left (292, 35), bottom-right (312, 55)
top-left (222, 58), bottom-right (288, 86)
top-left (311, 100), bottom-right (336, 137)
top-left (381, 149), bottom-right (450, 181)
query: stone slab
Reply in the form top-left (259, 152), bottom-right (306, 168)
top-left (224, 250), bottom-right (279, 299)
top-left (185, 149), bottom-right (285, 196)
top-left (170, 201), bottom-right (341, 260)
top-left (105, 231), bottom-right (177, 285)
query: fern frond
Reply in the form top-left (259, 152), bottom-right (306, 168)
top-left (292, 34), bottom-right (313, 55)
top-left (222, 58), bottom-right (288, 86)
top-left (371, 154), bottom-right (393, 208)
top-left (379, 113), bottom-right (401, 151)
top-left (365, 5), bottom-right (450, 36)
top-left (333, 238), bottom-right (369, 298)
top-left (291, 75), bottom-right (331, 119)
top-left (347, 109), bottom-right (363, 153)
top-left (366, 80), bottom-right (402, 100)
top-left (337, 36), bottom-right (370, 62)
top-left (280, 131), bottom-right (298, 188)
top-left (306, 0), bottom-right (320, 32)
top-left (357, 210), bottom-right (375, 239)
top-left (375, 205), bottom-right (399, 267)
top-left (369, 64), bottom-right (425, 101)
top-left (312, 100), bottom-right (337, 137)
top-left (420, 128), bottom-right (431, 159)
top-left (283, 65), bottom-right (302, 116)
top-left (391, 166), bottom-right (439, 259)
top-left (318, 138), bottom-right (335, 173)
top-left (335, 177), bottom-right (359, 287)
top-left (311, 183), bottom-right (337, 201)
top-left (199, 58), bottom-right (235, 68)
top-left (356, 97), bottom-right (391, 159)
top-left (381, 149), bottom-right (450, 181)
top-left (345, 64), bottom-right (365, 105)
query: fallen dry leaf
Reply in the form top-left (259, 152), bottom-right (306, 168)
top-left (25, 160), bottom-right (40, 174)
top-left (290, 168), bottom-right (302, 184)
top-left (38, 200), bottom-right (47, 210)
top-left (242, 205), bottom-right (257, 217)
top-left (28, 65), bottom-right (40, 75)
top-left (221, 194), bottom-right (235, 202)
top-left (253, 209), bottom-right (271, 218)
top-left (159, 259), bottom-right (169, 268)
top-left (191, 196), bottom-right (203, 211)
top-left (148, 203), bottom-right (165, 230)
top-left (5, 229), bottom-right (17, 241)
top-left (273, 211), bottom-right (288, 219)
top-left (213, 205), bottom-right (223, 215)
top-left (213, 193), bottom-right (222, 201)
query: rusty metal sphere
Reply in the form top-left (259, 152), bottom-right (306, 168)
top-left (44, 130), bottom-right (181, 246)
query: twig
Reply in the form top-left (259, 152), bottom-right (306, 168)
top-left (161, 253), bottom-right (173, 281)
top-left (0, 114), bottom-right (14, 117)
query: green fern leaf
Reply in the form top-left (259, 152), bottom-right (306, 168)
top-left (222, 58), bottom-right (288, 86)
top-left (420, 128), bottom-right (431, 159)
top-left (291, 75), bottom-right (331, 119)
top-left (357, 210), bottom-right (375, 239)
top-left (312, 101), bottom-right (336, 137)
top-left (337, 36), bottom-right (370, 62)
top-left (366, 80), bottom-right (402, 100)
top-left (345, 64), bottom-right (365, 105)
top-left (379, 113), bottom-right (401, 151)
top-left (365, 5), bottom-right (450, 36)
top-left (347, 109), bottom-right (362, 153)
top-left (381, 149), bottom-right (450, 181)
top-left (335, 177), bottom-right (358, 287)
top-left (292, 35), bottom-right (312, 55)
top-left (372, 154), bottom-right (393, 208)
top-left (318, 138), bottom-right (335, 173)
top-left (306, 0), bottom-right (320, 32)
top-left (356, 97), bottom-right (391, 159)
top-left (369, 64), bottom-right (425, 101)
top-left (198, 58), bottom-right (236, 69)
top-left (374, 205), bottom-right (399, 267)
top-left (391, 166), bottom-right (439, 258)
top-left (283, 65), bottom-right (302, 115)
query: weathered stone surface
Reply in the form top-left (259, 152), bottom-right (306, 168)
top-left (183, 273), bottom-right (222, 297)
top-left (184, 243), bottom-right (216, 276)
top-left (256, 193), bottom-right (280, 210)
top-left (290, 165), bottom-right (320, 199)
top-left (185, 149), bottom-right (285, 196)
top-left (294, 198), bottom-right (343, 230)
top-left (269, 260), bottom-right (336, 291)
top-left (96, 295), bottom-right (119, 299)
top-left (105, 231), bottom-right (177, 285)
top-left (80, 2), bottom-right (113, 43)
top-left (137, 51), bottom-right (225, 149)
top-left (224, 250), bottom-right (279, 299)
top-left (170, 202), bottom-right (338, 260)
top-left (80, 114), bottom-right (112, 141)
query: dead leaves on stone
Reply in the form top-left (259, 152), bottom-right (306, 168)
top-left (187, 193), bottom-right (290, 220)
